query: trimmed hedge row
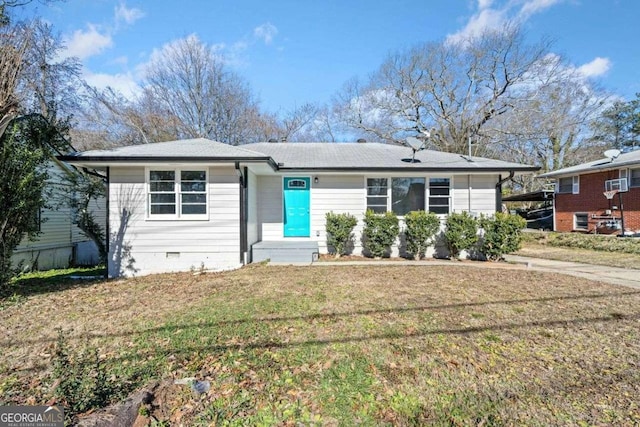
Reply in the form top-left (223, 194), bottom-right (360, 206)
top-left (326, 210), bottom-right (526, 260)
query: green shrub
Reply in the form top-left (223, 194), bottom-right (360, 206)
top-left (404, 210), bottom-right (441, 260)
top-left (444, 212), bottom-right (478, 259)
top-left (325, 212), bottom-right (358, 258)
top-left (52, 330), bottom-right (122, 424)
top-left (363, 210), bottom-right (399, 258)
top-left (479, 213), bottom-right (527, 261)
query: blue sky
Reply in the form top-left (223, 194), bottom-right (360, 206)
top-left (16, 0), bottom-right (640, 114)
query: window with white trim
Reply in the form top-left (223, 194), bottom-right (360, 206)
top-left (148, 169), bottom-right (207, 218)
top-left (574, 213), bottom-right (588, 231)
top-left (392, 178), bottom-right (425, 215)
top-left (428, 178), bottom-right (450, 214)
top-left (366, 178), bottom-right (389, 213)
top-left (365, 177), bottom-right (449, 215)
top-left (558, 176), bottom-right (579, 194)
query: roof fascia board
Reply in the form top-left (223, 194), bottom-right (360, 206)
top-left (56, 156), bottom-right (279, 171)
top-left (276, 166), bottom-right (540, 173)
top-left (540, 158), bottom-right (640, 178)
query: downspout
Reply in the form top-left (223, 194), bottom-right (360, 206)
top-left (495, 171), bottom-right (515, 213)
top-left (235, 162), bottom-right (248, 264)
top-left (105, 167), bottom-right (110, 279)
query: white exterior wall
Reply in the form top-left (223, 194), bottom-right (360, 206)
top-left (107, 165), bottom-right (241, 277)
top-left (311, 175), bottom-right (365, 254)
top-left (254, 173), bottom-right (500, 258)
top-left (13, 162), bottom-right (105, 270)
top-left (256, 175), bottom-right (283, 241)
top-left (452, 174), bottom-right (498, 215)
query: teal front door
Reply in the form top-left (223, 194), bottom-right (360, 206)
top-left (283, 177), bottom-right (310, 237)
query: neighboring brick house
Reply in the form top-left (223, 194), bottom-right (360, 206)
top-left (539, 149), bottom-right (640, 235)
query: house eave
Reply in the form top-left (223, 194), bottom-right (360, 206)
top-left (539, 159), bottom-right (640, 179)
top-left (277, 166), bottom-right (540, 173)
top-left (56, 155), bottom-right (280, 171)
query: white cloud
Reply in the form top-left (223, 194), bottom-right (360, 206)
top-left (519, 0), bottom-right (564, 19)
top-left (115, 2), bottom-right (145, 26)
top-left (253, 23), bottom-right (278, 45)
top-left (63, 25), bottom-right (112, 59)
top-left (446, 8), bottom-right (506, 45)
top-left (447, 0), bottom-right (565, 44)
top-left (83, 70), bottom-right (141, 99)
top-left (578, 57), bottom-right (612, 78)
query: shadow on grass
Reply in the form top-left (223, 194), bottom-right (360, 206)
top-left (6, 289), bottom-right (640, 373)
top-left (3, 267), bottom-right (106, 299)
top-left (17, 310), bottom-right (640, 374)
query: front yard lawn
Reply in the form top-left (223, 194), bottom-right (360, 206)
top-left (1, 264), bottom-right (639, 425)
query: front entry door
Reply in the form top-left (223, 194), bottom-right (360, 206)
top-left (283, 177), bottom-right (310, 237)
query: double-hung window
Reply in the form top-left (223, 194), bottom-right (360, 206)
top-left (366, 178), bottom-right (389, 213)
top-left (630, 168), bottom-right (640, 188)
top-left (428, 178), bottom-right (450, 214)
top-left (558, 176), bottom-right (579, 194)
top-left (574, 213), bottom-right (588, 231)
top-left (148, 169), bottom-right (207, 219)
top-left (366, 177), bottom-right (450, 215)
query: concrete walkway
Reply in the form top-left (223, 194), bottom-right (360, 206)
top-left (306, 255), bottom-right (640, 290)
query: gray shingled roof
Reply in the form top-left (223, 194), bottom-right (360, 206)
top-left (245, 142), bottom-right (538, 172)
top-left (59, 138), bottom-right (272, 161)
top-left (538, 149), bottom-right (640, 178)
top-left (58, 139), bottom-right (538, 172)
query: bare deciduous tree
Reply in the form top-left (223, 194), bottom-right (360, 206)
top-left (143, 35), bottom-right (263, 145)
top-left (0, 23), bottom-right (28, 137)
top-left (484, 54), bottom-right (609, 191)
top-left (19, 20), bottom-right (81, 123)
top-left (335, 23), bottom-right (552, 153)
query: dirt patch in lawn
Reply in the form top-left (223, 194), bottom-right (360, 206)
top-left (2, 264), bottom-right (640, 425)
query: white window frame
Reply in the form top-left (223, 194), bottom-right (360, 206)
top-left (364, 176), bottom-right (451, 216)
top-left (146, 167), bottom-right (209, 220)
top-left (628, 168), bottom-right (640, 188)
top-left (574, 212), bottom-right (588, 231)
top-left (427, 177), bottom-right (451, 216)
top-left (557, 176), bottom-right (579, 194)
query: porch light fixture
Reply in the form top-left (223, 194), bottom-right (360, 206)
top-left (314, 177), bottom-right (319, 184)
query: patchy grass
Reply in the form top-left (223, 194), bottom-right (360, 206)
top-left (0, 266), bottom-right (105, 311)
top-left (519, 232), bottom-right (640, 269)
top-left (1, 264), bottom-right (639, 425)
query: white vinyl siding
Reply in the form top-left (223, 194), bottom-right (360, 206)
top-left (14, 162), bottom-right (105, 270)
top-left (311, 175), bottom-right (364, 254)
top-left (452, 175), bottom-right (496, 215)
top-left (108, 165), bottom-right (240, 277)
top-left (256, 175), bottom-right (283, 241)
